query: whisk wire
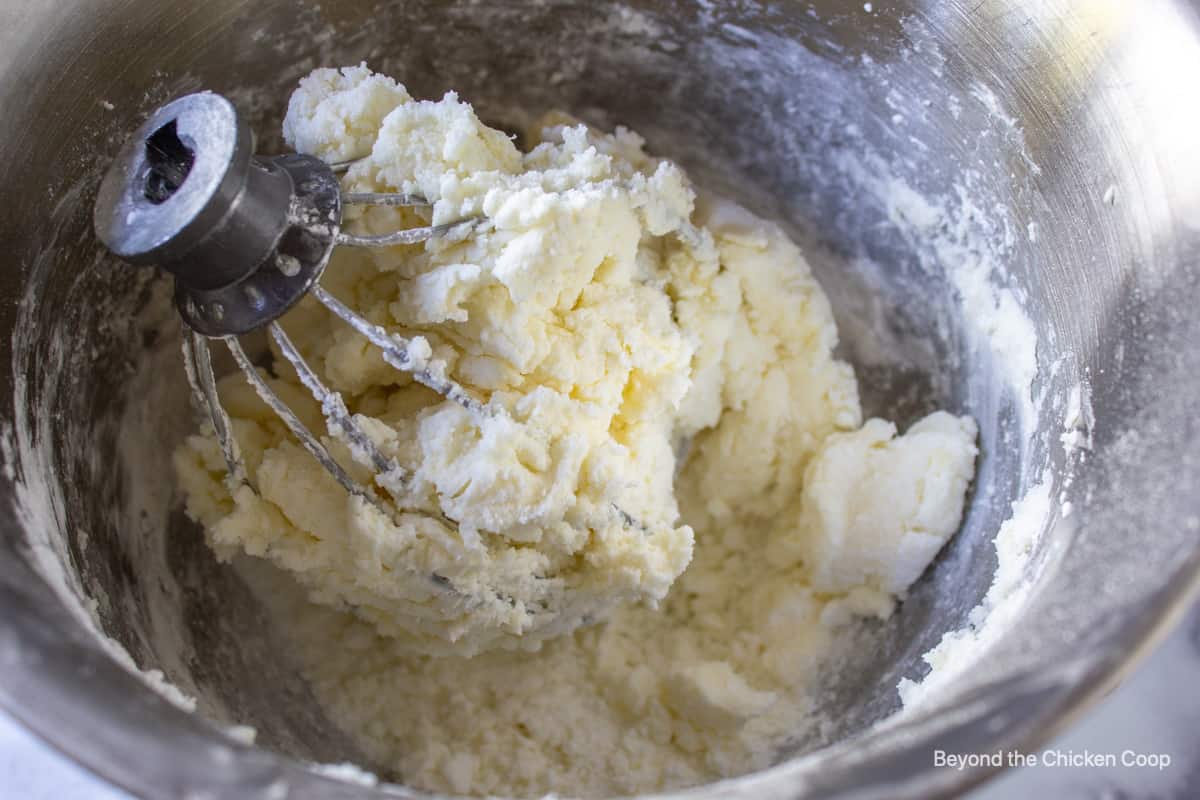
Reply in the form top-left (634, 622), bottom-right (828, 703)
top-left (225, 335), bottom-right (387, 512)
top-left (310, 285), bottom-right (487, 415)
top-left (182, 329), bottom-right (245, 487)
top-left (341, 191), bottom-right (428, 207)
top-left (269, 321), bottom-right (403, 481)
top-left (335, 218), bottom-right (479, 248)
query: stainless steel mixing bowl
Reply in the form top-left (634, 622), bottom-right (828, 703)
top-left (1, 1), bottom-right (1198, 798)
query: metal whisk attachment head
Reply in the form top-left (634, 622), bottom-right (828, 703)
top-left (93, 92), bottom-right (482, 515)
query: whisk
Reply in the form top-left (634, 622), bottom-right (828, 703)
top-left (93, 92), bottom-right (667, 647)
top-left (93, 92), bottom-right (489, 523)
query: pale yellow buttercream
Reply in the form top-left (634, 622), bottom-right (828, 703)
top-left (174, 65), bottom-right (978, 797)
